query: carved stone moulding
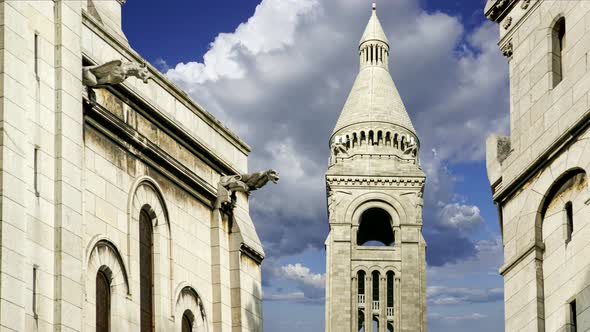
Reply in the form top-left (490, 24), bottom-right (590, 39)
top-left (326, 176), bottom-right (425, 187)
top-left (485, 0), bottom-right (517, 22)
top-left (521, 0), bottom-right (531, 10)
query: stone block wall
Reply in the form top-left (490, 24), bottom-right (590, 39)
top-left (0, 1), bottom-right (264, 331)
top-left (486, 1), bottom-right (590, 330)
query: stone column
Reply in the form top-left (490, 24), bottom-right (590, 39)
top-left (395, 277), bottom-right (401, 331)
top-left (352, 276), bottom-right (358, 332)
top-left (380, 276), bottom-right (386, 332)
top-left (211, 209), bottom-right (232, 332)
top-left (366, 275), bottom-right (372, 332)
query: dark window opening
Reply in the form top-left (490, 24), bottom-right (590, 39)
top-left (358, 271), bottom-right (366, 295)
top-left (552, 17), bottom-right (566, 87)
top-left (358, 310), bottom-right (365, 332)
top-left (96, 270), bottom-right (110, 332)
top-left (373, 317), bottom-right (379, 331)
top-left (34, 33), bottom-right (39, 78)
top-left (387, 271), bottom-right (394, 308)
top-left (372, 271), bottom-right (379, 302)
top-left (140, 211), bottom-right (154, 332)
top-left (566, 201), bottom-right (573, 243)
top-left (357, 208), bottom-right (394, 246)
top-left (387, 323), bottom-right (394, 332)
top-left (570, 299), bottom-right (577, 332)
top-left (182, 310), bottom-right (193, 332)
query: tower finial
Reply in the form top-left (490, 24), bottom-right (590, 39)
top-left (372, 3), bottom-right (376, 11)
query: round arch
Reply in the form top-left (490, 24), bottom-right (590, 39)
top-left (345, 192), bottom-right (406, 227)
top-left (127, 176), bottom-right (175, 325)
top-left (83, 239), bottom-right (130, 331)
top-left (174, 285), bottom-right (208, 332)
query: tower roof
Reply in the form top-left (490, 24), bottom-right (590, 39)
top-left (332, 4), bottom-right (416, 136)
top-left (360, 3), bottom-right (389, 46)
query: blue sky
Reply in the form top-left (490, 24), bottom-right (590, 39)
top-left (123, 0), bottom-right (507, 331)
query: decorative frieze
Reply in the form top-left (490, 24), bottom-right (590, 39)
top-left (326, 176), bottom-right (425, 187)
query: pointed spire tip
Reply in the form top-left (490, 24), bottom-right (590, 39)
top-left (372, 3), bottom-right (376, 11)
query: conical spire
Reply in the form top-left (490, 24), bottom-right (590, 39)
top-left (360, 4), bottom-right (389, 46)
top-left (331, 4), bottom-right (416, 137)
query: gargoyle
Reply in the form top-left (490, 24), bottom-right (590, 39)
top-left (83, 60), bottom-right (150, 88)
top-left (215, 170), bottom-right (280, 209)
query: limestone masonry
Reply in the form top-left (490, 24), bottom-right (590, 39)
top-left (324, 5), bottom-right (427, 332)
top-left (486, 0), bottom-right (590, 331)
top-left (0, 1), bottom-right (271, 331)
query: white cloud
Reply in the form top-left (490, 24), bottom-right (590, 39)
top-left (438, 203), bottom-right (483, 230)
top-left (167, 0), bottom-right (319, 84)
top-left (279, 263), bottom-right (325, 290)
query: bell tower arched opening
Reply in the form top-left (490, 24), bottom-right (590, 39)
top-left (357, 208), bottom-right (394, 246)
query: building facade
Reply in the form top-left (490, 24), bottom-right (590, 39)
top-left (485, 0), bottom-right (590, 331)
top-left (324, 5), bottom-right (427, 332)
top-left (0, 1), bottom-right (269, 331)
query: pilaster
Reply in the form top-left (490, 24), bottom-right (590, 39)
top-left (53, 1), bottom-right (84, 330)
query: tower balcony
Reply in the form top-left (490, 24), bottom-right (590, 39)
top-left (358, 294), bottom-right (366, 307)
top-left (387, 307), bottom-right (394, 319)
top-left (372, 300), bottom-right (380, 311)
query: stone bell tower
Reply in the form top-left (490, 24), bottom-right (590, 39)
top-left (324, 4), bottom-right (427, 332)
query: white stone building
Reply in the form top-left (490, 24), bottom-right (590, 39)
top-left (0, 1), bottom-right (269, 331)
top-left (324, 5), bottom-right (427, 332)
top-left (485, 0), bottom-right (590, 331)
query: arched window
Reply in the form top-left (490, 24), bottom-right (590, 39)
top-left (358, 310), bottom-right (365, 332)
top-left (372, 317), bottom-right (379, 331)
top-left (565, 201), bottom-right (573, 243)
top-left (182, 310), bottom-right (193, 332)
top-left (386, 271), bottom-right (394, 309)
top-left (372, 271), bottom-right (379, 304)
top-left (358, 270), bottom-right (366, 299)
top-left (96, 270), bottom-right (110, 332)
top-left (140, 210), bottom-right (154, 332)
top-left (387, 323), bottom-right (394, 332)
top-left (552, 17), bottom-right (566, 87)
top-left (357, 208), bottom-right (395, 246)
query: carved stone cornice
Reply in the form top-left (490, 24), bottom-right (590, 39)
top-left (485, 0), bottom-right (517, 22)
top-left (240, 243), bottom-right (264, 264)
top-left (326, 176), bottom-right (425, 187)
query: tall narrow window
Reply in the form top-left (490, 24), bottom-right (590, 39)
top-left (181, 310), bottom-right (193, 332)
top-left (372, 271), bottom-right (379, 303)
top-left (386, 271), bottom-right (394, 309)
top-left (372, 318), bottom-right (379, 331)
top-left (140, 211), bottom-right (154, 332)
top-left (34, 146), bottom-right (40, 197)
top-left (32, 265), bottom-right (38, 320)
top-left (566, 201), bottom-right (573, 243)
top-left (570, 299), bottom-right (577, 332)
top-left (358, 271), bottom-right (365, 296)
top-left (96, 270), bottom-right (110, 332)
top-left (34, 32), bottom-right (39, 79)
top-left (552, 17), bottom-right (566, 87)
